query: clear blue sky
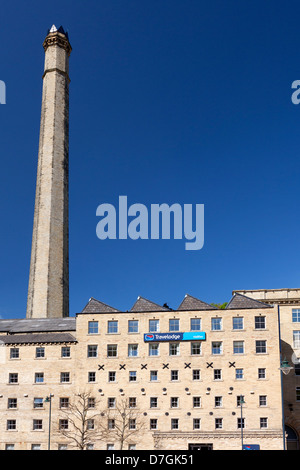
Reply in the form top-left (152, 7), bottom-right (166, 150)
top-left (0, 0), bottom-right (299, 318)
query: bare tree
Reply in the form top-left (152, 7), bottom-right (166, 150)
top-left (55, 391), bottom-right (103, 450)
top-left (98, 396), bottom-right (146, 450)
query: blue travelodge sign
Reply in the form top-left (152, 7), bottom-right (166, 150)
top-left (144, 332), bottom-right (206, 342)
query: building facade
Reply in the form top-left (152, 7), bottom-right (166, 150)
top-left (0, 293), bottom-right (284, 450)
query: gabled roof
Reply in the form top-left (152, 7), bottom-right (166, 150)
top-left (130, 296), bottom-right (169, 312)
top-left (81, 298), bottom-right (119, 314)
top-left (177, 294), bottom-right (215, 311)
top-left (0, 318), bottom-right (76, 334)
top-left (0, 333), bottom-right (76, 345)
top-left (226, 293), bottom-right (271, 310)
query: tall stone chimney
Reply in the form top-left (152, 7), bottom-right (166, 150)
top-left (26, 25), bottom-right (71, 318)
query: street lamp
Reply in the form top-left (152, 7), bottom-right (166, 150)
top-left (279, 358), bottom-right (293, 450)
top-left (239, 395), bottom-right (245, 450)
top-left (44, 394), bottom-right (54, 450)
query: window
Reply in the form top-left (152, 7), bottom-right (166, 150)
top-left (88, 321), bottom-right (99, 334)
top-left (31, 444), bottom-right (41, 450)
top-left (235, 368), bottom-right (244, 380)
top-left (169, 343), bottom-right (180, 356)
top-left (193, 397), bottom-right (201, 408)
top-left (215, 418), bottom-right (223, 429)
top-left (259, 395), bottom-right (267, 407)
top-left (255, 316), bottom-right (266, 329)
top-left (214, 369), bottom-right (222, 380)
top-left (34, 398), bottom-right (44, 409)
top-left (212, 342), bottom-right (222, 355)
top-left (108, 397), bottom-right (116, 408)
top-left (193, 418), bottom-right (201, 430)
top-left (215, 396), bottom-right (222, 407)
top-left (295, 364), bottom-right (300, 376)
top-left (190, 318), bottom-right (201, 331)
top-left (88, 372), bottom-right (96, 382)
top-left (150, 397), bottom-right (158, 408)
top-left (129, 419), bottom-right (136, 430)
top-left (170, 397), bottom-right (179, 408)
top-left (296, 387), bottom-right (300, 402)
top-left (5, 444), bottom-right (15, 450)
top-left (128, 344), bottom-right (138, 357)
top-left (150, 419), bottom-right (158, 430)
top-left (293, 309), bottom-right (300, 322)
top-left (7, 420), bottom-right (16, 430)
top-left (191, 342), bottom-right (201, 355)
top-left (193, 369), bottom-right (201, 381)
top-left (211, 318), bottom-right (222, 331)
top-left (7, 398), bottom-right (17, 409)
top-left (237, 395), bottom-right (245, 407)
top-left (33, 420), bottom-right (43, 431)
top-left (128, 320), bottom-right (139, 333)
top-left (128, 444), bottom-right (136, 450)
top-left (88, 398), bottom-right (95, 408)
top-left (10, 348), bottom-right (19, 359)
top-left (108, 419), bottom-right (115, 430)
top-left (171, 419), bottom-right (179, 430)
top-left (232, 317), bottom-right (243, 330)
top-left (36, 347), bottom-right (45, 358)
top-left (60, 372), bottom-right (70, 383)
top-left (169, 319), bottom-right (180, 332)
top-left (87, 419), bottom-right (94, 430)
top-left (260, 417), bottom-right (268, 429)
top-left (9, 373), bottom-right (18, 384)
top-left (59, 420), bottom-right (69, 430)
top-left (149, 343), bottom-right (159, 356)
top-left (256, 340), bottom-right (267, 354)
top-left (107, 321), bottom-right (118, 334)
top-left (293, 331), bottom-right (300, 349)
top-left (59, 398), bottom-right (69, 409)
top-left (149, 319), bottom-right (159, 332)
top-left (233, 341), bottom-right (244, 354)
top-left (237, 418), bottom-right (245, 429)
top-left (171, 370), bottom-right (178, 381)
top-left (107, 344), bottom-right (118, 357)
top-left (107, 444), bottom-right (115, 450)
top-left (129, 397), bottom-right (137, 408)
top-left (61, 347), bottom-right (70, 358)
top-left (35, 373), bottom-right (44, 384)
top-left (108, 371), bottom-right (116, 382)
top-left (87, 345), bottom-right (98, 358)
top-left (150, 370), bottom-right (158, 381)
top-left (129, 371), bottom-right (137, 382)
top-left (258, 368), bottom-right (266, 379)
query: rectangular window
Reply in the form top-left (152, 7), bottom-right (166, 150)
top-left (150, 419), bottom-right (158, 430)
top-left (255, 316), bottom-right (266, 329)
top-left (108, 397), bottom-right (116, 408)
top-left (211, 318), bottom-right (222, 331)
top-left (149, 319), bottom-right (159, 332)
top-left (171, 418), bottom-right (179, 430)
top-left (214, 369), bottom-right (222, 380)
top-left (193, 397), bottom-right (201, 408)
top-left (296, 387), bottom-right (300, 402)
top-left (259, 395), bottom-right (267, 407)
top-left (237, 395), bottom-right (245, 407)
top-left (33, 398), bottom-right (44, 409)
top-left (36, 347), bottom-right (45, 358)
top-left (260, 417), bottom-right (268, 429)
top-left (150, 370), bottom-right (158, 381)
top-left (190, 318), bottom-right (201, 331)
top-left (61, 347), bottom-right (70, 358)
top-left (7, 420), bottom-right (16, 430)
top-left (235, 368), bottom-right (244, 380)
top-left (232, 317), bottom-right (243, 330)
top-left (169, 319), bottom-right (180, 332)
top-left (170, 397), bottom-right (179, 408)
top-left (60, 372), bottom-right (70, 383)
top-left (10, 348), bottom-right (19, 359)
top-left (129, 397), bottom-right (137, 408)
top-left (107, 344), bottom-right (118, 357)
top-left (88, 398), bottom-right (95, 408)
top-left (129, 419), bottom-right (136, 430)
top-left (33, 419), bottom-right (43, 431)
top-left (59, 398), bottom-right (69, 409)
top-left (193, 418), bottom-right (201, 430)
top-left (212, 342), bottom-right (222, 355)
top-left (129, 371), bottom-right (137, 382)
top-left (7, 398), bottom-right (17, 409)
top-left (256, 340), bottom-right (267, 354)
top-left (237, 418), bottom-right (245, 429)
top-left (128, 344), bottom-right (138, 357)
top-left (150, 397), bottom-right (158, 408)
top-left (108, 371), bottom-right (116, 382)
top-left (233, 341), bottom-right (244, 354)
top-left (169, 343), bottom-right (180, 356)
top-left (88, 321), bottom-right (99, 334)
top-left (215, 396), bottom-right (222, 407)
top-left (171, 370), bottom-right (179, 381)
top-left (215, 418), bottom-right (223, 429)
top-left (34, 373), bottom-right (44, 384)
top-left (191, 342), bottom-right (201, 355)
top-left (8, 373), bottom-right (18, 384)
top-left (108, 419), bottom-right (115, 430)
top-left (292, 309), bottom-right (300, 322)
top-left (149, 343), bottom-right (159, 356)
top-left (88, 372), bottom-right (96, 382)
top-left (59, 420), bottom-right (69, 430)
top-left (87, 345), bottom-right (98, 358)
top-left (107, 321), bottom-right (118, 334)
top-left (128, 320), bottom-right (139, 333)
top-left (293, 331), bottom-right (300, 349)
top-left (193, 369), bottom-right (201, 381)
top-left (258, 368), bottom-right (266, 379)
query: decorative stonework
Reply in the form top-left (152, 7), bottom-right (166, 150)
top-left (43, 31), bottom-right (72, 56)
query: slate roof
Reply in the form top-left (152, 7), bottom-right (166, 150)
top-left (130, 297), bottom-right (170, 312)
top-left (226, 293), bottom-right (271, 310)
top-left (0, 318), bottom-right (76, 334)
top-left (81, 298), bottom-right (119, 314)
top-left (0, 333), bottom-right (76, 345)
top-left (177, 294), bottom-right (215, 311)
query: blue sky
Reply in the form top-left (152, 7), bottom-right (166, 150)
top-left (0, 0), bottom-right (300, 318)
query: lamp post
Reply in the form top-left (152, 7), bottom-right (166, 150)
top-left (239, 395), bottom-right (245, 450)
top-left (44, 394), bottom-right (54, 450)
top-left (279, 358), bottom-right (293, 450)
